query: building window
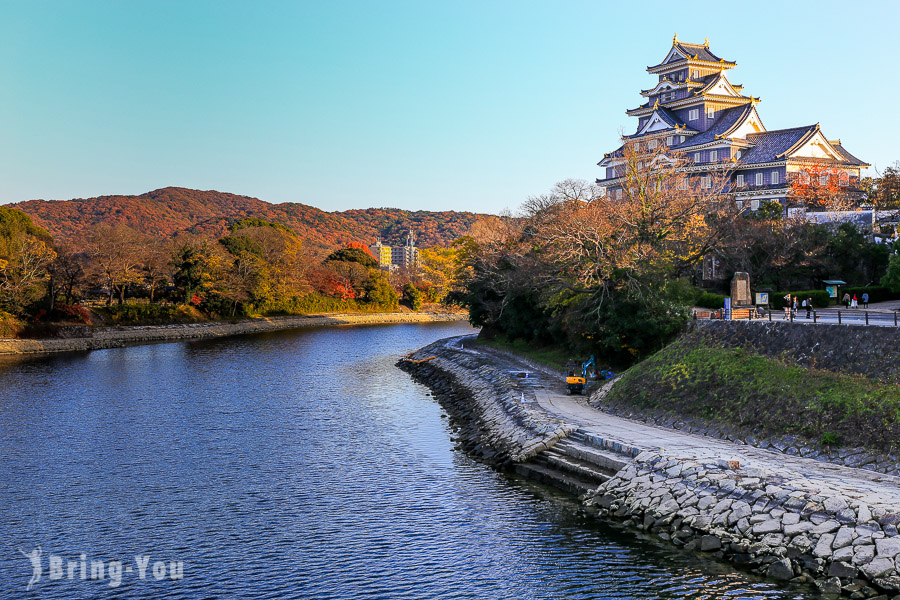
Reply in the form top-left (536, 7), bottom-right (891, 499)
top-left (680, 135), bottom-right (686, 143)
top-left (756, 173), bottom-right (763, 186)
top-left (771, 171), bottom-right (780, 185)
top-left (666, 135), bottom-right (674, 146)
top-left (840, 172), bottom-right (849, 186)
top-left (607, 167), bottom-right (615, 179)
top-left (710, 150), bottom-right (718, 162)
top-left (694, 152), bottom-right (701, 162)
top-left (799, 171), bottom-right (810, 185)
top-left (707, 107), bottom-right (715, 120)
top-left (676, 178), bottom-right (686, 190)
top-left (688, 109), bottom-right (699, 121)
top-left (701, 176), bottom-right (711, 189)
top-left (735, 150), bottom-right (742, 160)
top-left (751, 200), bottom-right (760, 210)
top-left (736, 200), bottom-right (744, 209)
top-left (819, 174), bottom-right (828, 185)
top-left (736, 174), bottom-right (744, 187)
top-left (648, 139), bottom-right (657, 149)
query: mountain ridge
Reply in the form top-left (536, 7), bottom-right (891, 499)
top-left (9, 186), bottom-right (485, 251)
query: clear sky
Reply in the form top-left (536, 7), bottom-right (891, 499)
top-left (1, 1), bottom-right (898, 214)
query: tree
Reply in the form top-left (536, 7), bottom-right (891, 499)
top-left (402, 283), bottom-right (423, 311)
top-left (326, 247), bottom-right (378, 269)
top-left (171, 237), bottom-right (227, 305)
top-left (83, 225), bottom-right (145, 305)
top-left (788, 162), bottom-right (858, 211)
top-left (49, 242), bottom-right (86, 307)
top-left (0, 208), bottom-right (55, 315)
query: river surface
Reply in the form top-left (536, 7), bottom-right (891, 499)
top-left (0, 322), bottom-right (819, 599)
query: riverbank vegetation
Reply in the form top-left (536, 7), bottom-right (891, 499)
top-left (451, 142), bottom-right (900, 367)
top-left (603, 332), bottom-right (900, 454)
top-left (0, 207), bottom-right (467, 337)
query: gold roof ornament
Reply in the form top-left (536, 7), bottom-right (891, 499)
top-left (673, 33), bottom-right (678, 44)
top-left (704, 37), bottom-right (709, 46)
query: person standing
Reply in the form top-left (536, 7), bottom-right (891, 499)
top-left (783, 294), bottom-right (792, 320)
top-left (851, 294), bottom-right (858, 309)
top-left (805, 297), bottom-right (812, 318)
top-left (862, 292), bottom-right (869, 308)
top-left (792, 296), bottom-right (798, 318)
top-left (843, 292), bottom-right (851, 308)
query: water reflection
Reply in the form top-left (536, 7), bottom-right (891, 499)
top-left (0, 323), bottom-right (815, 599)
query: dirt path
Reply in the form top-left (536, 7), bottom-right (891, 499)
top-left (468, 340), bottom-right (900, 512)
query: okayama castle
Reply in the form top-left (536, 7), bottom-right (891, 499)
top-left (597, 36), bottom-right (868, 210)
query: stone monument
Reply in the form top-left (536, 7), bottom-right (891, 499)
top-left (731, 272), bottom-right (751, 307)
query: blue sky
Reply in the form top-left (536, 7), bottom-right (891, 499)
top-left (1, 1), bottom-right (898, 214)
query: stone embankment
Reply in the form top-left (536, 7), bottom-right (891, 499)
top-left (593, 320), bottom-right (900, 476)
top-left (401, 334), bottom-right (900, 599)
top-left (0, 312), bottom-right (467, 355)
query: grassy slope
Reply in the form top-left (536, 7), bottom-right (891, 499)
top-left (605, 336), bottom-right (900, 453)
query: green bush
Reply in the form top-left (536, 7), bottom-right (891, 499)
top-left (695, 292), bottom-right (726, 309)
top-left (842, 286), bottom-right (900, 305)
top-left (773, 290), bottom-right (831, 309)
top-left (402, 283), bottom-right (423, 311)
top-left (101, 303), bottom-right (193, 325)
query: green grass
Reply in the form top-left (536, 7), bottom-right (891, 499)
top-left (476, 337), bottom-right (586, 370)
top-left (606, 338), bottom-right (900, 453)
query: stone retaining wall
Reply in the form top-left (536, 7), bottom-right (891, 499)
top-left (398, 335), bottom-right (573, 465)
top-left (0, 312), bottom-right (467, 355)
top-left (692, 320), bottom-right (900, 384)
top-left (586, 450), bottom-right (900, 598)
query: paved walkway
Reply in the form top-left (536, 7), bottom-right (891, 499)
top-left (470, 342), bottom-right (900, 511)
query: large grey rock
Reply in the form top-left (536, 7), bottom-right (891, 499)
top-left (783, 521), bottom-right (814, 536)
top-left (812, 519), bottom-right (841, 534)
top-left (853, 544), bottom-right (876, 566)
top-left (828, 560), bottom-right (858, 578)
top-left (824, 496), bottom-right (849, 513)
top-left (767, 558), bottom-right (794, 581)
top-left (814, 533), bottom-right (836, 558)
top-left (858, 503), bottom-right (873, 523)
top-left (753, 519), bottom-right (782, 535)
top-left (700, 535), bottom-right (722, 551)
top-left (861, 557), bottom-right (896, 579)
top-left (782, 512), bottom-right (801, 526)
top-left (834, 526), bottom-right (856, 550)
top-left (876, 537), bottom-right (900, 559)
top-left (728, 501), bottom-right (752, 524)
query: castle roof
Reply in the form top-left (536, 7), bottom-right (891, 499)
top-left (740, 125), bottom-right (819, 164)
top-left (647, 37), bottom-right (736, 73)
top-left (672, 104), bottom-right (755, 148)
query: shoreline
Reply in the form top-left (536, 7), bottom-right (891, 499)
top-left (399, 335), bottom-right (900, 598)
top-left (0, 312), bottom-right (469, 356)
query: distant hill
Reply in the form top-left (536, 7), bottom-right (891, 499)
top-left (10, 187), bottom-right (486, 251)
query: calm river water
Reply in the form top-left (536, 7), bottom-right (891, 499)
top-left (0, 322), bottom-right (818, 599)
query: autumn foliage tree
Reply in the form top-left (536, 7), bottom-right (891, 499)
top-left (788, 161), bottom-right (856, 211)
top-left (456, 139), bottom-right (738, 363)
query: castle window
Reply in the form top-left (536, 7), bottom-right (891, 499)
top-left (751, 200), bottom-right (760, 210)
top-left (666, 135), bottom-right (674, 146)
top-left (735, 150), bottom-right (742, 160)
top-left (648, 139), bottom-right (658, 149)
top-left (680, 135), bottom-right (686, 143)
top-left (688, 109), bottom-right (699, 121)
top-left (771, 171), bottom-right (780, 185)
top-left (840, 172), bottom-right (849, 186)
top-left (707, 107), bottom-right (715, 120)
top-left (701, 176), bottom-right (712, 189)
top-left (799, 171), bottom-right (810, 184)
top-left (736, 200), bottom-right (744, 209)
top-left (736, 174), bottom-right (744, 187)
top-left (694, 152), bottom-right (701, 162)
top-left (819, 174), bottom-right (828, 185)
top-left (756, 173), bottom-right (763, 186)
top-left (710, 150), bottom-right (718, 162)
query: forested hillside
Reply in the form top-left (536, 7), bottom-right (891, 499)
top-left (10, 187), bottom-right (483, 251)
